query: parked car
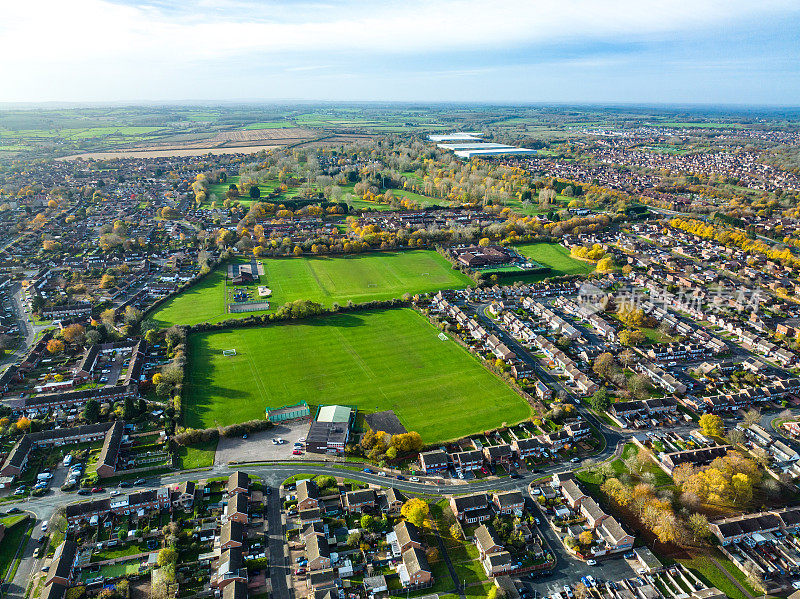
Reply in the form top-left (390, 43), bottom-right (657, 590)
top-left (570, 457), bottom-right (581, 463)
top-left (77, 489), bottom-right (92, 496)
top-left (396, 475), bottom-right (406, 481)
top-left (118, 481), bottom-right (132, 488)
top-left (134, 479), bottom-right (146, 485)
top-left (377, 472), bottom-right (386, 477)
top-left (41, 521), bottom-right (48, 532)
top-left (409, 477), bottom-right (419, 482)
top-left (91, 487), bottom-right (105, 493)
top-left (6, 508), bottom-right (21, 514)
top-left (587, 559), bottom-right (597, 566)
top-left (363, 468), bottom-right (374, 473)
top-left (292, 449), bottom-right (302, 455)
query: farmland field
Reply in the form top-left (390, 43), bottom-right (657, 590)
top-left (184, 309), bottom-right (530, 441)
top-left (150, 251), bottom-right (472, 326)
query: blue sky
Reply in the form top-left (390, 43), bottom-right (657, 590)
top-left (1, 0), bottom-right (799, 104)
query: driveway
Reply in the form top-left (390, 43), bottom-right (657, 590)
top-left (215, 421), bottom-right (309, 465)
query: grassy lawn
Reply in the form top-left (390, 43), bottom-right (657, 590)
top-left (184, 308), bottom-right (531, 442)
top-left (0, 515), bottom-right (31, 579)
top-left (79, 560), bottom-right (142, 581)
top-left (177, 438), bottom-right (218, 469)
top-left (514, 242), bottom-right (595, 277)
top-left (150, 251), bottom-right (472, 326)
top-left (675, 553), bottom-right (768, 599)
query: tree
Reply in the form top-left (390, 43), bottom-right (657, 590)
top-left (47, 339), bottom-right (65, 354)
top-left (726, 428), bottom-right (745, 446)
top-left (82, 399), bottom-right (100, 423)
top-left (15, 416), bottom-right (31, 431)
top-left (687, 512), bottom-right (710, 543)
top-left (619, 329), bottom-right (646, 346)
top-left (157, 547), bottom-right (178, 567)
top-left (538, 188), bottom-right (556, 209)
top-left (589, 387), bottom-right (610, 411)
top-left (99, 274), bottom-right (116, 289)
top-left (699, 414), bottom-right (724, 437)
top-left (401, 498), bottom-right (430, 528)
top-left (627, 374), bottom-right (651, 399)
top-left (578, 530), bottom-right (593, 546)
top-left (592, 353), bottom-right (615, 379)
top-left (742, 408), bottom-right (761, 427)
top-left (62, 324), bottom-right (85, 344)
top-left (596, 256), bottom-right (615, 272)
top-left (478, 237), bottom-right (490, 247)
top-left (249, 185), bottom-right (261, 199)
top-left (450, 523), bottom-right (462, 540)
top-left (347, 531), bottom-right (361, 547)
top-left (732, 472), bottom-right (753, 505)
top-left (360, 514), bottom-right (376, 531)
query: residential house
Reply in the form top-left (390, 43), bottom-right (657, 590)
top-left (225, 493), bottom-right (249, 524)
top-left (45, 541), bottom-right (77, 587)
top-left (398, 547), bottom-right (432, 587)
top-left (228, 472), bottom-right (250, 496)
top-left (450, 493), bottom-right (492, 524)
top-left (474, 524), bottom-right (503, 559)
top-left (344, 489), bottom-right (376, 513)
top-left (493, 491), bottom-right (524, 515)
top-left (307, 535), bottom-right (331, 571)
top-left (394, 521), bottom-right (423, 554)
top-left (419, 450), bottom-right (448, 474)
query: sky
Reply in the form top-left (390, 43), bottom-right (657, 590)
top-left (1, 0), bottom-right (799, 105)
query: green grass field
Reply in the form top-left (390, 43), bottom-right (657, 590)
top-left (150, 251), bottom-right (472, 326)
top-left (514, 242), bottom-right (595, 276)
top-left (184, 309), bottom-right (530, 442)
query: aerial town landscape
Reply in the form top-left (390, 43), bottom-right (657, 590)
top-left (2, 2), bottom-right (800, 599)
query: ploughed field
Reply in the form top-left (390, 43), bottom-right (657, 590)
top-left (183, 308), bottom-right (531, 443)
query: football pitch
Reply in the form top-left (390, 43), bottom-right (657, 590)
top-left (150, 250), bottom-right (472, 326)
top-left (183, 308), bottom-right (531, 442)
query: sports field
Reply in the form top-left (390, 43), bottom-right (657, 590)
top-left (183, 309), bottom-right (530, 442)
top-left (150, 251), bottom-right (472, 326)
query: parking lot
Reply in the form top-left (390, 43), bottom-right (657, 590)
top-left (215, 421), bottom-right (309, 464)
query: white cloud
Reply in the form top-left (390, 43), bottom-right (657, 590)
top-left (0, 0), bottom-right (797, 101)
top-left (1, 0), bottom-right (797, 63)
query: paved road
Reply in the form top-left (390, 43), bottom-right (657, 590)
top-left (265, 487), bottom-right (290, 599)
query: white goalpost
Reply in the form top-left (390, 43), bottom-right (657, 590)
top-left (222, 349), bottom-right (237, 356)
